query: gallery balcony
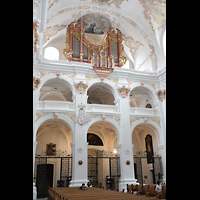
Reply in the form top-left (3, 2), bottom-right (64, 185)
top-left (130, 107), bottom-right (159, 117)
top-left (86, 104), bottom-right (119, 114)
top-left (37, 101), bottom-right (74, 111)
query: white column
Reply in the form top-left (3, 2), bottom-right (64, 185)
top-left (69, 92), bottom-right (89, 187)
top-left (118, 96), bottom-right (137, 192)
top-left (33, 89), bottom-right (37, 199)
top-left (159, 97), bottom-right (166, 183)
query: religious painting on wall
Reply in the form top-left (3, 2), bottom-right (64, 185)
top-left (78, 13), bottom-right (112, 35)
top-left (46, 143), bottom-right (56, 156)
top-left (87, 133), bottom-right (103, 146)
top-left (145, 134), bottom-right (154, 164)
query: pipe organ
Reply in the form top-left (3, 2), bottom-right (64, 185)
top-left (62, 21), bottom-right (127, 68)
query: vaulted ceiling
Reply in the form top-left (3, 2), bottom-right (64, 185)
top-left (37, 0), bottom-right (166, 72)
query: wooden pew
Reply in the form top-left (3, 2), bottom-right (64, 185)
top-left (136, 184), bottom-right (143, 195)
top-left (143, 185), bottom-right (149, 196)
top-left (127, 184), bottom-right (137, 194)
top-left (127, 184), bottom-right (131, 193)
top-left (147, 184), bottom-right (157, 197)
top-left (156, 184), bottom-right (166, 199)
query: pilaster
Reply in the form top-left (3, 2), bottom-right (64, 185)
top-left (157, 89), bottom-right (166, 183)
top-left (118, 96), bottom-right (137, 192)
top-left (69, 90), bottom-right (90, 187)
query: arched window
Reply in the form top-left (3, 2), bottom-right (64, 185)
top-left (163, 29), bottom-right (166, 56)
top-left (44, 47), bottom-right (59, 60)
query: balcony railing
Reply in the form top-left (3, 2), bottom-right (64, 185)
top-left (87, 104), bottom-right (119, 113)
top-left (130, 107), bottom-right (158, 116)
top-left (38, 101), bottom-right (74, 110)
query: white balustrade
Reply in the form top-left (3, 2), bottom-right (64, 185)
top-left (130, 107), bottom-right (158, 116)
top-left (87, 104), bottom-right (119, 113)
top-left (38, 101), bottom-right (74, 110)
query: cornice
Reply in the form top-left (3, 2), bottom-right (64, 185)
top-left (35, 59), bottom-right (165, 83)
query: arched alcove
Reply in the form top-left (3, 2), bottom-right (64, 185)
top-left (87, 82), bottom-right (116, 105)
top-left (129, 86), bottom-right (156, 108)
top-left (39, 78), bottom-right (73, 102)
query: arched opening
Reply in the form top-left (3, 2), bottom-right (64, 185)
top-left (129, 86), bottom-right (156, 108)
top-left (87, 133), bottom-right (103, 146)
top-left (132, 123), bottom-right (162, 185)
top-left (87, 83), bottom-right (115, 105)
top-left (44, 47), bottom-right (59, 60)
top-left (87, 121), bottom-right (119, 189)
top-left (39, 78), bottom-right (73, 102)
top-left (34, 119), bottom-right (72, 196)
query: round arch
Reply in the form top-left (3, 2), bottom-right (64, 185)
top-left (85, 116), bottom-right (121, 144)
top-left (34, 113), bottom-right (74, 142)
top-left (129, 82), bottom-right (158, 102)
top-left (36, 122), bottom-right (70, 146)
top-left (130, 118), bottom-right (163, 146)
top-left (86, 78), bottom-right (119, 102)
top-left (37, 73), bottom-right (75, 96)
top-left (87, 131), bottom-right (106, 149)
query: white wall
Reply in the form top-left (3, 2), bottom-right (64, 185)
top-left (36, 129), bottom-right (69, 156)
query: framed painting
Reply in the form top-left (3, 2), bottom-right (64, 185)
top-left (145, 134), bottom-right (154, 164)
top-left (46, 143), bottom-right (56, 156)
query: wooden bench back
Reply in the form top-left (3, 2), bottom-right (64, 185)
top-left (148, 184), bottom-right (157, 195)
top-left (143, 185), bottom-right (149, 194)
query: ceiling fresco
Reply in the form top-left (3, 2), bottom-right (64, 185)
top-left (78, 13), bottom-right (112, 34)
top-left (38, 0), bottom-right (166, 72)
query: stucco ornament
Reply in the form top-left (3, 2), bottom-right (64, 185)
top-left (156, 90), bottom-right (165, 102)
top-left (117, 85), bottom-right (130, 98)
top-left (74, 81), bottom-right (88, 94)
top-left (74, 103), bottom-right (90, 126)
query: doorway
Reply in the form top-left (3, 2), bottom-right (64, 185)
top-left (36, 164), bottom-right (54, 198)
top-left (88, 155), bottom-right (120, 190)
top-left (149, 170), bottom-right (155, 184)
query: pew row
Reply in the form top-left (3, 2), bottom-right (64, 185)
top-left (48, 186), bottom-right (161, 200)
top-left (126, 184), bottom-right (166, 199)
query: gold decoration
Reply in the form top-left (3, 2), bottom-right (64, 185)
top-left (117, 85), bottom-right (130, 98)
top-left (63, 114), bottom-right (76, 120)
top-left (35, 113), bottom-right (48, 122)
top-left (151, 119), bottom-right (161, 127)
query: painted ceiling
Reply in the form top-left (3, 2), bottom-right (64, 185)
top-left (37, 0), bottom-right (166, 71)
